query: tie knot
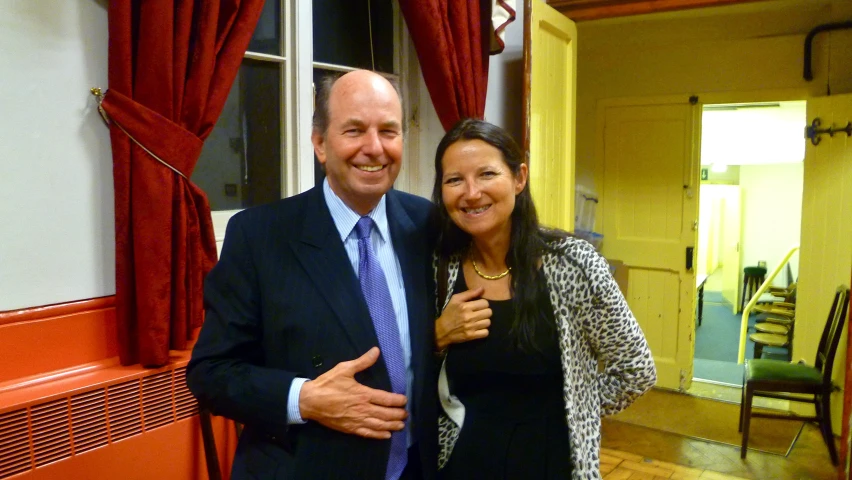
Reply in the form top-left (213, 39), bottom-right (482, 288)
top-left (355, 216), bottom-right (374, 240)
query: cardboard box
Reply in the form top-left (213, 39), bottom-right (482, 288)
top-left (606, 259), bottom-right (629, 297)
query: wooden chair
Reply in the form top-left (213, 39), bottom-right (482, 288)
top-left (740, 266), bottom-right (767, 313)
top-left (199, 408), bottom-right (243, 480)
top-left (199, 409), bottom-right (223, 480)
top-left (739, 286), bottom-right (850, 464)
top-left (751, 313), bottom-right (795, 360)
top-left (751, 294), bottom-right (797, 360)
top-left (749, 330), bottom-right (791, 360)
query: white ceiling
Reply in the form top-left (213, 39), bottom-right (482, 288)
top-left (701, 100), bottom-right (806, 166)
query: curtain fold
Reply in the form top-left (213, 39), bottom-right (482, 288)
top-left (398, 0), bottom-right (492, 132)
top-left (102, 0), bottom-right (264, 366)
top-left (490, 0), bottom-right (517, 54)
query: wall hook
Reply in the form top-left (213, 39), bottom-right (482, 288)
top-left (805, 117), bottom-right (852, 146)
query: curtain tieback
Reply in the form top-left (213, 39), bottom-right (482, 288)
top-left (91, 87), bottom-right (202, 180)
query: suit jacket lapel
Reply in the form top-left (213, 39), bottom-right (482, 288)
top-left (386, 191), bottom-right (430, 403)
top-left (290, 187), bottom-right (382, 361)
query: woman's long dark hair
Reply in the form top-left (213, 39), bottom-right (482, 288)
top-left (432, 118), bottom-right (566, 351)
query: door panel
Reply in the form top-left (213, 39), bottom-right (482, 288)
top-left (601, 102), bottom-right (700, 390)
top-left (527, 0), bottom-right (577, 231)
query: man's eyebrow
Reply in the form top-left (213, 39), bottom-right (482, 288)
top-left (337, 118), bottom-right (401, 131)
top-left (340, 118), bottom-right (366, 129)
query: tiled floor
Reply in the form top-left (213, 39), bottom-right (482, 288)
top-left (601, 419), bottom-right (839, 480)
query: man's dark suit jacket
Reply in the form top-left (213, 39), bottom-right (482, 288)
top-left (187, 186), bottom-right (437, 480)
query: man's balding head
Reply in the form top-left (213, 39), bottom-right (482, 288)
top-left (310, 69), bottom-right (405, 215)
top-left (312, 70), bottom-right (404, 137)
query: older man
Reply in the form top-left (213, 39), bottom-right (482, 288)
top-left (188, 70), bottom-right (436, 480)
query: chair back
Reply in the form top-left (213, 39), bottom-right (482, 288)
top-left (814, 286), bottom-right (850, 386)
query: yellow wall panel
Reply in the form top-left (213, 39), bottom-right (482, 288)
top-left (794, 94), bottom-right (852, 433)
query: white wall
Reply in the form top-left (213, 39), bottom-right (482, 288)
top-left (697, 186), bottom-right (724, 278)
top-left (484, 2), bottom-right (525, 142)
top-left (409, 71), bottom-right (444, 199)
top-left (0, 0), bottom-right (112, 311)
top-left (739, 163), bottom-right (803, 285)
top-left (411, 3), bottom-right (527, 199)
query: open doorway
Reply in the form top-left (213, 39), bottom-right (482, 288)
top-left (690, 100), bottom-right (806, 400)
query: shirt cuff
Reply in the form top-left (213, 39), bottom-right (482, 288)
top-left (287, 378), bottom-right (309, 425)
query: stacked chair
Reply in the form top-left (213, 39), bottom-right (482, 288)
top-left (749, 282), bottom-right (797, 360)
top-left (739, 266), bottom-right (767, 313)
top-left (739, 286), bottom-right (849, 464)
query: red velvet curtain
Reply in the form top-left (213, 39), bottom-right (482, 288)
top-left (398, 0), bottom-right (491, 132)
top-left (101, 0), bottom-right (264, 366)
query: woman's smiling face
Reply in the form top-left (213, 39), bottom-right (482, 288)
top-left (440, 139), bottom-right (528, 241)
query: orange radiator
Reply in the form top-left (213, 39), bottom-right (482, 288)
top-left (0, 298), bottom-right (237, 480)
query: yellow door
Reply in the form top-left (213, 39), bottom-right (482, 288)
top-left (525, 0), bottom-right (577, 231)
top-left (600, 101), bottom-right (701, 390)
top-left (794, 94), bottom-right (852, 433)
top-left (720, 186), bottom-right (742, 313)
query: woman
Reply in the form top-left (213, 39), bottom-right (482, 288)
top-left (432, 119), bottom-right (656, 479)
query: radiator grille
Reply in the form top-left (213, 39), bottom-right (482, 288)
top-left (30, 399), bottom-right (72, 467)
top-left (71, 390), bottom-right (108, 454)
top-left (0, 367), bottom-right (198, 479)
top-left (174, 368), bottom-right (198, 421)
top-left (0, 409), bottom-right (30, 478)
top-left (142, 372), bottom-right (174, 431)
top-left (106, 380), bottom-right (142, 442)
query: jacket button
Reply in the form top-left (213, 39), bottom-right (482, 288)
top-left (312, 355), bottom-right (323, 368)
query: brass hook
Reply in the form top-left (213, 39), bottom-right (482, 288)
top-left (89, 87), bottom-right (110, 125)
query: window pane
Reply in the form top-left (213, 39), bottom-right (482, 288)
top-left (248, 0), bottom-right (281, 55)
top-left (313, 0), bottom-right (394, 73)
top-left (194, 59), bottom-right (283, 210)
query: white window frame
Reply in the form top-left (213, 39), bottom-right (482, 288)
top-left (212, 1), bottom-right (426, 252)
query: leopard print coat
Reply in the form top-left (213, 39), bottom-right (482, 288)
top-left (435, 235), bottom-right (656, 479)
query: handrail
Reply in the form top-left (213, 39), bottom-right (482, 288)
top-left (737, 246), bottom-right (799, 364)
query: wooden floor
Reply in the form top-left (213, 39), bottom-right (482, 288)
top-left (600, 419), bottom-right (839, 480)
top-left (601, 446), bottom-right (747, 479)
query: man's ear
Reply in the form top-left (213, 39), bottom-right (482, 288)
top-left (515, 163), bottom-right (529, 194)
top-left (311, 130), bottom-right (327, 165)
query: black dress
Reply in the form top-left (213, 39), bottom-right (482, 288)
top-left (439, 272), bottom-right (572, 479)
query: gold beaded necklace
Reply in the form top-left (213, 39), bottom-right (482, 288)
top-left (471, 259), bottom-right (511, 280)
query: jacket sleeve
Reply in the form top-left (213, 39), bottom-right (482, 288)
top-left (577, 245), bottom-right (656, 416)
top-left (186, 214), bottom-right (296, 435)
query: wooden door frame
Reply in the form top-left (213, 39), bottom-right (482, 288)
top-left (593, 88), bottom-right (807, 390)
top-left (547, 0), bottom-right (774, 22)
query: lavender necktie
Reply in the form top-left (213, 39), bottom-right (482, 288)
top-left (355, 216), bottom-right (408, 480)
